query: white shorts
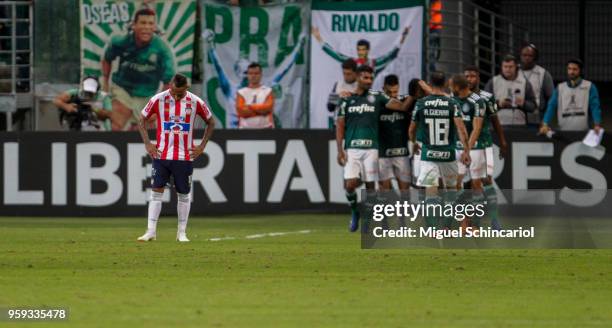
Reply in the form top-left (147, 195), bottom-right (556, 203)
top-left (344, 149), bottom-right (379, 182)
top-left (457, 149), bottom-right (487, 180)
top-left (485, 146), bottom-right (494, 176)
top-left (412, 142), bottom-right (422, 182)
top-left (416, 160), bottom-right (458, 188)
top-left (378, 156), bottom-right (411, 182)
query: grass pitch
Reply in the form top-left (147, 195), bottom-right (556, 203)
top-left (1, 215), bottom-right (611, 327)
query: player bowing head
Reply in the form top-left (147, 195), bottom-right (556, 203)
top-left (136, 73), bottom-right (216, 243)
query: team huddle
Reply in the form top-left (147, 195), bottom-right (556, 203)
top-left (335, 66), bottom-right (507, 232)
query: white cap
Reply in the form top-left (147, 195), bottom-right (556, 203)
top-left (82, 78), bottom-right (99, 93)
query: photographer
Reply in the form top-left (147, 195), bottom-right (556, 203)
top-left (53, 76), bottom-right (112, 131)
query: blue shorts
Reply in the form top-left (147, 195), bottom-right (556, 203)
top-left (151, 159), bottom-right (193, 194)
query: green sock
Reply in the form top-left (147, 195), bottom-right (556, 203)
top-left (346, 191), bottom-right (358, 214)
top-left (471, 192), bottom-right (486, 227)
top-left (483, 185), bottom-right (500, 227)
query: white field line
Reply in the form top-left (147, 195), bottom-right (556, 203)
top-left (208, 236), bottom-right (237, 242)
top-left (207, 230), bottom-right (312, 242)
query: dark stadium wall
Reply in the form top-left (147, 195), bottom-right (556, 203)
top-left (500, 0), bottom-right (612, 130)
top-left (0, 130), bottom-right (610, 217)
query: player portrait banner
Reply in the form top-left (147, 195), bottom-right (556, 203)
top-left (202, 1), bottom-right (308, 129)
top-left (309, 0), bottom-right (425, 128)
top-left (80, 0), bottom-right (196, 87)
top-left (0, 130), bottom-right (611, 216)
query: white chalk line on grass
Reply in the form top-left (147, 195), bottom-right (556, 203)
top-left (207, 230), bottom-right (312, 242)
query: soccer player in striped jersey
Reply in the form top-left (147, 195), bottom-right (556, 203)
top-left (137, 74), bottom-right (215, 242)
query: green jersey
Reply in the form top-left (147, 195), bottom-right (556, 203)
top-left (454, 92), bottom-right (487, 150)
top-left (412, 95), bottom-right (461, 162)
top-left (379, 95), bottom-right (409, 157)
top-left (103, 34), bottom-right (175, 97)
top-left (338, 90), bottom-right (391, 150)
top-left (477, 89), bottom-right (497, 148)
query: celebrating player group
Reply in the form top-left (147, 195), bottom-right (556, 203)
top-left (335, 65), bottom-right (507, 232)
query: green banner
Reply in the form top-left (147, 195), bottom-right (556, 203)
top-left (202, 1), bottom-right (308, 128)
top-left (309, 0), bottom-right (425, 128)
top-left (80, 0), bottom-right (196, 128)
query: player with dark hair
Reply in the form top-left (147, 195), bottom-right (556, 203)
top-left (463, 66), bottom-right (507, 229)
top-left (450, 74), bottom-right (487, 192)
top-left (312, 25), bottom-right (411, 74)
top-left (409, 72), bottom-right (471, 227)
top-left (336, 66), bottom-right (414, 232)
top-left (464, 65), bottom-right (508, 175)
top-left (407, 78), bottom-right (431, 186)
top-left (409, 71), bottom-right (470, 190)
top-left (378, 74), bottom-right (414, 192)
top-left (136, 73), bottom-right (216, 242)
top-left (101, 7), bottom-right (176, 131)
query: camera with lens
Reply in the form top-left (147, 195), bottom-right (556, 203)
top-left (58, 92), bottom-right (101, 131)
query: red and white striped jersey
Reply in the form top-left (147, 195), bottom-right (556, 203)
top-left (141, 89), bottom-right (212, 161)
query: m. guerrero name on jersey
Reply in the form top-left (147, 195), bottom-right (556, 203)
top-left (412, 95), bottom-right (460, 162)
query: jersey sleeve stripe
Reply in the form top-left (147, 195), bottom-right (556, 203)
top-left (197, 100), bottom-right (212, 120)
top-left (142, 98), bottom-right (159, 119)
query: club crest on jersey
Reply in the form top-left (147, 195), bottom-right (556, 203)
top-left (367, 95), bottom-right (375, 103)
top-left (170, 115), bottom-right (184, 123)
top-left (462, 103), bottom-right (471, 114)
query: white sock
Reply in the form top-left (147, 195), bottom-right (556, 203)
top-left (147, 191), bottom-right (164, 233)
top-left (177, 193), bottom-right (191, 234)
